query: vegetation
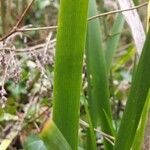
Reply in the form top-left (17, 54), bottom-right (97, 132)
top-left (0, 0), bottom-right (150, 150)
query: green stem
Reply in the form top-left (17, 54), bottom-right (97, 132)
top-left (52, 1), bottom-right (89, 149)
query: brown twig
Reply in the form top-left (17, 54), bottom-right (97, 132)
top-left (79, 119), bottom-right (115, 145)
top-left (0, 1), bottom-right (148, 41)
top-left (0, 38), bottom-right (56, 54)
top-left (0, 0), bottom-right (35, 41)
top-left (16, 2), bottom-right (148, 32)
top-left (22, 107), bottom-right (50, 131)
top-left (15, 0), bottom-right (35, 28)
top-left (88, 1), bottom-right (148, 20)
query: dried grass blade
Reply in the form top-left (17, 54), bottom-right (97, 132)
top-left (117, 0), bottom-right (145, 55)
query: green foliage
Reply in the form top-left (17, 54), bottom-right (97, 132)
top-left (52, 0), bottom-right (89, 149)
top-left (41, 120), bottom-right (72, 150)
top-left (24, 134), bottom-right (47, 150)
top-left (86, 0), bottom-right (115, 149)
top-left (0, 1), bottom-right (149, 149)
top-left (132, 90), bottom-right (150, 150)
top-left (105, 14), bottom-right (125, 72)
top-left (83, 98), bottom-right (97, 150)
top-left (114, 29), bottom-right (150, 150)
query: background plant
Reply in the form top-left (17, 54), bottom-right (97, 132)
top-left (0, 0), bottom-right (150, 150)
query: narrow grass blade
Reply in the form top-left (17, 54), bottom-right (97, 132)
top-left (112, 46), bottom-right (135, 72)
top-left (105, 14), bottom-right (125, 72)
top-left (40, 120), bottom-right (72, 150)
top-left (86, 127), bottom-right (97, 150)
top-left (132, 90), bottom-right (150, 150)
top-left (114, 29), bottom-right (150, 150)
top-left (86, 0), bottom-right (114, 149)
top-left (131, 7), bottom-right (150, 148)
top-left (52, 1), bottom-right (89, 149)
top-left (86, 0), bottom-right (104, 126)
top-left (83, 98), bottom-right (97, 150)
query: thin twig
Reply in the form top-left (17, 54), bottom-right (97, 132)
top-left (22, 107), bottom-right (50, 130)
top-left (79, 119), bottom-right (115, 140)
top-left (15, 0), bottom-right (35, 27)
top-left (44, 32), bottom-right (52, 56)
top-left (0, 2), bottom-right (148, 41)
top-left (0, 39), bottom-right (56, 54)
top-left (15, 2), bottom-right (148, 33)
top-left (80, 119), bottom-right (114, 145)
top-left (104, 137), bottom-right (114, 146)
top-left (0, 0), bottom-right (35, 41)
top-left (88, 2), bottom-right (148, 20)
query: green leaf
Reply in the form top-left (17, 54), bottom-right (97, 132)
top-left (52, 0), bottom-right (89, 149)
top-left (112, 46), bottom-right (135, 72)
top-left (114, 29), bottom-right (150, 150)
top-left (132, 90), bottom-right (150, 150)
top-left (24, 134), bottom-right (47, 150)
top-left (105, 14), bottom-right (125, 72)
top-left (86, 0), bottom-right (114, 149)
top-left (83, 97), bottom-right (97, 150)
top-left (40, 120), bottom-right (72, 150)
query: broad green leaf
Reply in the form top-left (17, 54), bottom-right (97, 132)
top-left (40, 120), bottom-right (72, 150)
top-left (24, 134), bottom-right (47, 150)
top-left (52, 0), bottom-right (89, 149)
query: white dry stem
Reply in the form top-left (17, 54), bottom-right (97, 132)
top-left (44, 32), bottom-right (53, 57)
top-left (117, 0), bottom-right (145, 55)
